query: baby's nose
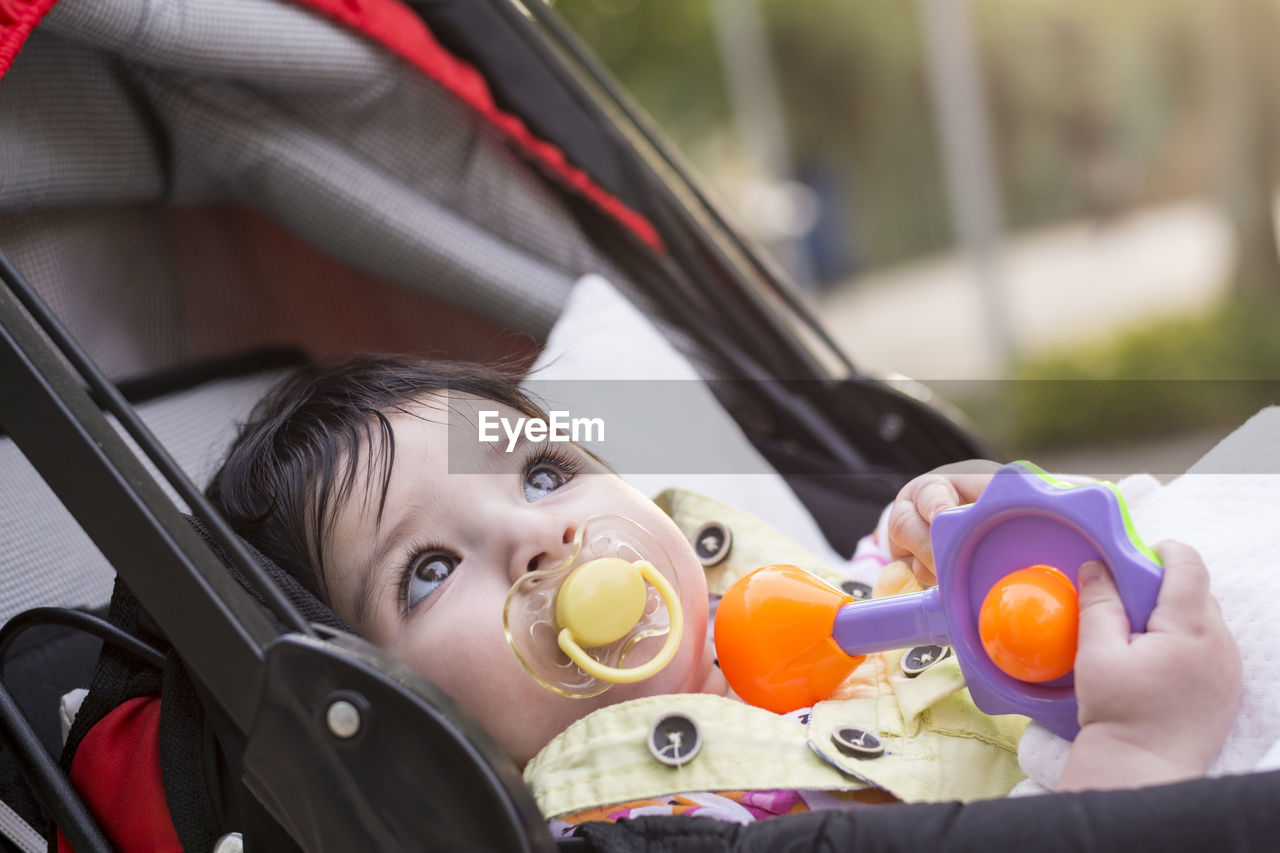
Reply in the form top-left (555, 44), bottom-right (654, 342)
top-left (522, 519), bottom-right (577, 575)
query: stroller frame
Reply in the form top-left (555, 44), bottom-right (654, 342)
top-left (0, 242), bottom-right (556, 850)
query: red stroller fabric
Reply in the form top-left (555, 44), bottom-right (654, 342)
top-left (57, 697), bottom-right (180, 853)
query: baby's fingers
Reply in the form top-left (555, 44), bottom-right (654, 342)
top-left (1148, 540), bottom-right (1215, 633)
top-left (888, 473), bottom-right (960, 559)
top-left (886, 495), bottom-right (945, 586)
top-left (887, 461), bottom-right (999, 587)
top-left (887, 498), bottom-right (935, 567)
top-left (927, 459), bottom-right (1001, 506)
top-left (1075, 560), bottom-right (1131, 655)
top-left (911, 476), bottom-right (963, 524)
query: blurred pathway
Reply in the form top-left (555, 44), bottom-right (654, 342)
top-left (815, 198), bottom-right (1232, 381)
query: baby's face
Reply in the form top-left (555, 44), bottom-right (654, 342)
top-left (324, 395), bottom-right (718, 764)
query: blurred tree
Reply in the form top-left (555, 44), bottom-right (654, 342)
top-left (552, 0), bottom-right (1218, 273)
top-left (1208, 0), bottom-right (1280, 308)
top-left (551, 0), bottom-right (729, 159)
top-left (764, 1), bottom-right (950, 269)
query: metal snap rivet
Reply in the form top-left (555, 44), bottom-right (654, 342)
top-left (326, 698), bottom-right (362, 740)
top-left (831, 726), bottom-right (885, 758)
top-left (840, 580), bottom-right (873, 601)
top-left (211, 833), bottom-right (243, 853)
top-left (901, 644), bottom-right (952, 677)
top-left (878, 413), bottom-right (905, 442)
top-left (693, 521), bottom-right (732, 567)
top-left (648, 712), bottom-right (702, 767)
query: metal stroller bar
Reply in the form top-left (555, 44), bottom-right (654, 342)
top-left (0, 251), bottom-right (315, 643)
top-left (0, 608), bottom-right (167, 673)
top-left (0, 251), bottom-right (277, 734)
top-left (0, 608), bottom-right (172, 853)
top-left (0, 681), bottom-right (113, 853)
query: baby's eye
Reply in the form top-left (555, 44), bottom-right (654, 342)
top-left (404, 551), bottom-right (458, 611)
top-left (522, 452), bottom-right (577, 501)
top-left (523, 464), bottom-right (568, 501)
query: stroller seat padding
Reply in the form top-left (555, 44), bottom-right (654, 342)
top-left (0, 368), bottom-right (288, 625)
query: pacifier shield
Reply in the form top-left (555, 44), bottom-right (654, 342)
top-left (504, 515), bottom-right (684, 698)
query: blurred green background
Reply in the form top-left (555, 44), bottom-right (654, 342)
top-left (553, 0), bottom-right (1280, 463)
top-left (555, 0), bottom-right (1209, 268)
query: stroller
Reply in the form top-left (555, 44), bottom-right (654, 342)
top-left (1, 0), bottom-right (1277, 849)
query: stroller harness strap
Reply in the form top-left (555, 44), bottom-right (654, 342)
top-left (56, 696), bottom-right (180, 853)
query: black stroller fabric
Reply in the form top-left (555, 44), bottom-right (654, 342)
top-left (59, 517), bottom-right (352, 851)
top-left (0, 623), bottom-right (100, 847)
top-left (573, 775), bottom-right (1280, 852)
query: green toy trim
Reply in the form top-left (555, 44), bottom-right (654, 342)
top-left (1011, 460), bottom-right (1163, 567)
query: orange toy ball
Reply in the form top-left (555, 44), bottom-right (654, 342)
top-left (978, 565), bottom-right (1079, 683)
top-left (714, 565), bottom-right (865, 713)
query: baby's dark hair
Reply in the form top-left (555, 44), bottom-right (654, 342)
top-left (206, 354), bottom-right (544, 604)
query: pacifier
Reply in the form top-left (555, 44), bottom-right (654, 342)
top-left (503, 515), bottom-right (685, 698)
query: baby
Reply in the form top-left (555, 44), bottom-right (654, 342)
top-left (208, 355), bottom-right (728, 766)
top-left (206, 354), bottom-right (1239, 799)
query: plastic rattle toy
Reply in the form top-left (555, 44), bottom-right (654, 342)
top-left (505, 514), bottom-right (684, 698)
top-left (715, 461), bottom-right (1163, 739)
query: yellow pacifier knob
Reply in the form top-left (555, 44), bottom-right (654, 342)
top-left (556, 557), bottom-right (647, 648)
top-left (555, 558), bottom-right (684, 684)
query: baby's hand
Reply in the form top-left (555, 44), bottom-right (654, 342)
top-left (887, 459), bottom-right (1000, 586)
top-left (1057, 540), bottom-right (1240, 790)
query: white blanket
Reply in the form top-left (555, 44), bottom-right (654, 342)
top-left (1017, 407), bottom-right (1280, 791)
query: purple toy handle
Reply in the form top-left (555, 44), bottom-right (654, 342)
top-left (830, 461), bottom-right (1164, 740)
top-left (832, 586), bottom-right (949, 654)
